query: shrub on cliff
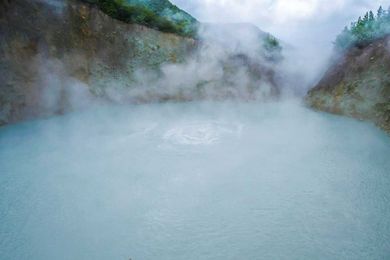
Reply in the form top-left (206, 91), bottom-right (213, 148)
top-left (263, 34), bottom-right (283, 62)
top-left (263, 34), bottom-right (281, 52)
top-left (82, 0), bottom-right (198, 38)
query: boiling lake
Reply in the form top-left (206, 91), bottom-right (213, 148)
top-left (1, 101), bottom-right (389, 259)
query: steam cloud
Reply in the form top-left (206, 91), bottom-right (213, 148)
top-left (171, 0), bottom-right (390, 92)
top-left (22, 0), bottom-right (390, 115)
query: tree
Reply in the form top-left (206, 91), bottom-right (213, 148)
top-left (387, 6), bottom-right (390, 21)
top-left (363, 12), bottom-right (369, 23)
top-left (369, 11), bottom-right (375, 21)
top-left (357, 16), bottom-right (363, 26)
top-left (377, 6), bottom-right (384, 18)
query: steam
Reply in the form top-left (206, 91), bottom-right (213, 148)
top-left (34, 55), bottom-right (95, 116)
top-left (100, 23), bottom-right (284, 103)
top-left (14, 0), bottom-right (390, 117)
top-left (36, 0), bottom-right (65, 13)
top-left (172, 0), bottom-right (390, 92)
top-left (96, 0), bottom-right (390, 103)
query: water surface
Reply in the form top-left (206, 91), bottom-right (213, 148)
top-left (0, 101), bottom-right (389, 259)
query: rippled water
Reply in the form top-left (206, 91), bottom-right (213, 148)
top-left (0, 101), bottom-right (389, 259)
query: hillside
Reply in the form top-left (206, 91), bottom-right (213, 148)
top-left (306, 36), bottom-right (390, 132)
top-left (306, 6), bottom-right (390, 133)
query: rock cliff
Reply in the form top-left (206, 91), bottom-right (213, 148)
top-left (306, 36), bottom-right (390, 133)
top-left (0, 0), bottom-right (283, 126)
top-left (0, 0), bottom-right (196, 124)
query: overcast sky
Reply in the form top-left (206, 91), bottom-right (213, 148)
top-left (171, 0), bottom-right (389, 51)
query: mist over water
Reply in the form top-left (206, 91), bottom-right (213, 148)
top-left (1, 101), bottom-right (389, 259)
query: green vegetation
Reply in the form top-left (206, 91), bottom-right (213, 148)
top-left (335, 6), bottom-right (390, 50)
top-left (263, 34), bottom-right (281, 52)
top-left (82, 0), bottom-right (198, 37)
top-left (263, 34), bottom-right (283, 61)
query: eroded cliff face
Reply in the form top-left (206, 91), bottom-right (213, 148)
top-left (0, 0), bottom-right (283, 126)
top-left (306, 36), bottom-right (390, 133)
top-left (0, 0), bottom-right (196, 125)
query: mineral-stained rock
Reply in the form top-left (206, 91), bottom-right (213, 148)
top-left (0, 0), bottom-right (196, 125)
top-left (306, 36), bottom-right (390, 133)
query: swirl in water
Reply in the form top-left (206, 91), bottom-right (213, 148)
top-left (163, 121), bottom-right (242, 145)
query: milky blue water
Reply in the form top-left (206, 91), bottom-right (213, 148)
top-left (0, 101), bottom-right (390, 260)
